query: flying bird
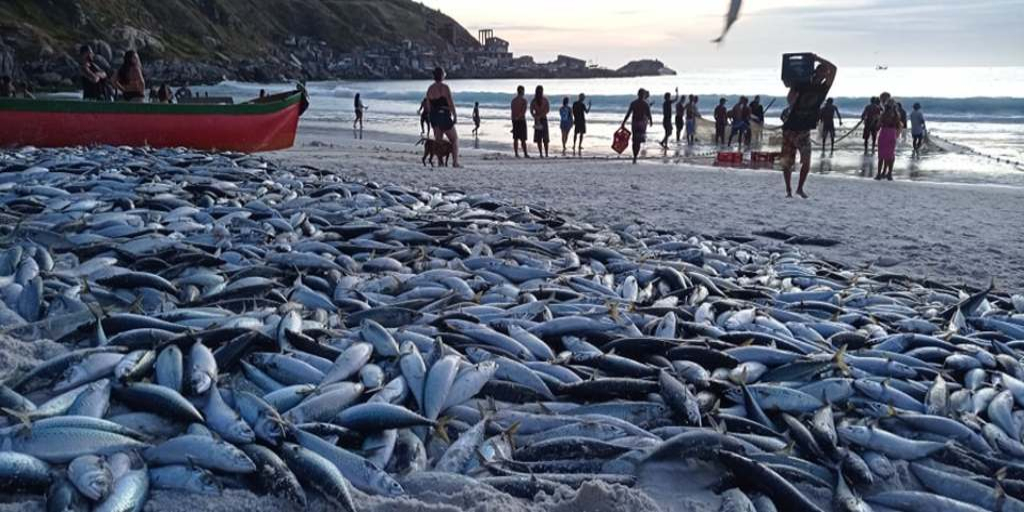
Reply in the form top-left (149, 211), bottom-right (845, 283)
top-left (712, 0), bottom-right (743, 44)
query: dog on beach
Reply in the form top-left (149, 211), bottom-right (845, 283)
top-left (417, 138), bottom-right (452, 167)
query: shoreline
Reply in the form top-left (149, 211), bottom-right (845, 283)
top-left (280, 127), bottom-right (1024, 292)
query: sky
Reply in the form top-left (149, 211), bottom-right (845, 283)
top-left (421, 0), bottom-right (1024, 69)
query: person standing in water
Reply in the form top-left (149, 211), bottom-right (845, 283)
top-left (472, 102), bottom-right (481, 137)
top-left (747, 95), bottom-right (764, 146)
top-left (779, 54), bottom-right (838, 198)
top-left (819, 98), bottom-right (842, 153)
top-left (875, 93), bottom-right (900, 181)
top-left (861, 97), bottom-right (882, 153)
top-left (659, 89), bottom-right (678, 149)
top-left (531, 85), bottom-right (551, 158)
top-left (622, 88), bottom-right (653, 165)
top-left (353, 93), bottom-right (367, 131)
top-left (511, 85), bottom-right (529, 158)
top-left (425, 67), bottom-right (460, 167)
top-left (571, 93), bottom-right (591, 155)
top-left (675, 94), bottom-right (688, 143)
top-left (685, 95), bottom-right (701, 145)
top-left (727, 96), bottom-right (749, 149)
top-left (418, 98), bottom-right (430, 135)
top-left (910, 102), bottom-right (927, 156)
top-left (559, 97), bottom-right (573, 156)
top-left (713, 98), bottom-right (728, 146)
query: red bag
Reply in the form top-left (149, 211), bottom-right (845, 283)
top-left (612, 127), bottom-right (631, 154)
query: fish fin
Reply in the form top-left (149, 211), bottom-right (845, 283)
top-left (1, 407), bottom-right (33, 429)
top-left (433, 416), bottom-right (451, 445)
top-left (535, 401), bottom-right (553, 415)
top-left (486, 395), bottom-right (498, 416)
top-left (502, 421), bottom-right (521, 451)
top-left (778, 440), bottom-right (796, 455)
top-left (886, 405), bottom-right (897, 417)
top-left (833, 344), bottom-right (850, 376)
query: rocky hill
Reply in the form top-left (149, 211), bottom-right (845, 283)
top-left (0, 0), bottom-right (479, 86)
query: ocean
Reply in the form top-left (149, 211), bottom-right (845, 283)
top-left (202, 66), bottom-right (1024, 186)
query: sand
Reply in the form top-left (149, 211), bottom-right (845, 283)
top-left (279, 126), bottom-right (1024, 293)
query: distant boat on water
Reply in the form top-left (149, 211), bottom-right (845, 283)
top-left (876, 65), bottom-right (889, 71)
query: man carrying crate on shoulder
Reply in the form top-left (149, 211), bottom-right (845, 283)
top-left (780, 53), bottom-right (837, 199)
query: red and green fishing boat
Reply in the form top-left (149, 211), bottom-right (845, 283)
top-left (0, 89), bottom-right (308, 153)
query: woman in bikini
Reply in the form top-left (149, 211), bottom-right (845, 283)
top-left (425, 67), bottom-right (461, 168)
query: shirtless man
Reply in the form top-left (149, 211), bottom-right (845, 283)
top-left (780, 54), bottom-right (838, 198)
top-left (675, 94), bottom-right (687, 143)
top-left (621, 88), bottom-right (653, 165)
top-left (572, 93), bottom-right (591, 154)
top-left (819, 98), bottom-right (842, 153)
top-left (713, 98), bottom-right (728, 146)
top-left (685, 96), bottom-right (701, 145)
top-left (530, 85), bottom-right (551, 158)
top-left (727, 96), bottom-right (749, 149)
top-left (861, 97), bottom-right (882, 153)
top-left (511, 86), bottom-right (529, 158)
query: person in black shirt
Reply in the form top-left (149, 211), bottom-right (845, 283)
top-left (571, 93), bottom-right (591, 155)
top-left (747, 95), bottom-right (764, 146)
top-left (659, 89), bottom-right (678, 149)
top-left (780, 54), bottom-right (837, 198)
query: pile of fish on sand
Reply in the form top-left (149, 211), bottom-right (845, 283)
top-left (2, 146), bottom-right (1024, 512)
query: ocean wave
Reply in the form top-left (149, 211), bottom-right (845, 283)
top-left (204, 81), bottom-right (1024, 124)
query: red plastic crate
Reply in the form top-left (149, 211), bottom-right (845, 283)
top-left (750, 152), bottom-right (780, 169)
top-left (715, 152), bottom-right (743, 167)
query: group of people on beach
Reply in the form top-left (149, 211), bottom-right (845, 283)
top-left (387, 59), bottom-right (926, 194)
top-left (78, 45), bottom-right (193, 103)
top-left (860, 95), bottom-right (928, 167)
top-left (510, 85), bottom-right (592, 158)
top-left (619, 90), bottom-right (768, 164)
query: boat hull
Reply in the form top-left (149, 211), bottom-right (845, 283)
top-left (0, 90), bottom-right (307, 153)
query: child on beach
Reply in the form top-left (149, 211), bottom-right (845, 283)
top-left (559, 97), bottom-right (573, 156)
top-left (911, 103), bottom-right (927, 155)
top-left (472, 102), bottom-right (481, 137)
